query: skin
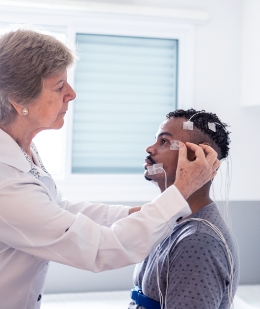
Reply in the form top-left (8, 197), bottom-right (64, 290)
top-left (144, 117), bottom-right (217, 214)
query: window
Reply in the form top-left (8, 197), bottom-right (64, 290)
top-left (72, 33), bottom-right (178, 174)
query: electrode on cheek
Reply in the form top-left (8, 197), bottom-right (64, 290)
top-left (147, 163), bottom-right (164, 175)
top-left (170, 140), bottom-right (181, 150)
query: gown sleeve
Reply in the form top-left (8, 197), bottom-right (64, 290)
top-left (57, 189), bottom-right (130, 227)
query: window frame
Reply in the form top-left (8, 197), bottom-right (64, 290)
top-left (0, 2), bottom-right (206, 202)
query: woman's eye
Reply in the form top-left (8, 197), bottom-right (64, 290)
top-left (56, 84), bottom-right (64, 92)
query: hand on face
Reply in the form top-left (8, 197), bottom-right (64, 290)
top-left (174, 142), bottom-right (220, 199)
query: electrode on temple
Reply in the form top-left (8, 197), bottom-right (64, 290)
top-left (170, 140), bottom-right (180, 150)
top-left (147, 163), bottom-right (164, 175)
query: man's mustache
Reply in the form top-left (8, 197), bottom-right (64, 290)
top-left (146, 155), bottom-right (156, 165)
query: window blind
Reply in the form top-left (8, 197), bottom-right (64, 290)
top-left (72, 33), bottom-right (178, 174)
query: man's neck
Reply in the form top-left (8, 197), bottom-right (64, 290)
top-left (161, 181), bottom-right (212, 215)
top-left (179, 183), bottom-right (213, 224)
top-left (186, 186), bottom-right (213, 214)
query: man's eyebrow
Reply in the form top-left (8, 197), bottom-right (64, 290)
top-left (157, 132), bottom-right (173, 138)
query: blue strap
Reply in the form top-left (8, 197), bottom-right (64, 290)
top-left (130, 286), bottom-right (161, 309)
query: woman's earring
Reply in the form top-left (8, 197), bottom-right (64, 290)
top-left (21, 107), bottom-right (29, 116)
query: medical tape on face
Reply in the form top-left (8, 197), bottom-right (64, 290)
top-left (147, 163), bottom-right (164, 175)
top-left (170, 140), bottom-right (180, 150)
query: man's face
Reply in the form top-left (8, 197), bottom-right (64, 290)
top-left (144, 117), bottom-right (193, 190)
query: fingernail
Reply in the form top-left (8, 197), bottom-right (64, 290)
top-left (179, 142), bottom-right (184, 148)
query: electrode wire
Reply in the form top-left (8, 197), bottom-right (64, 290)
top-left (152, 165), bottom-right (170, 309)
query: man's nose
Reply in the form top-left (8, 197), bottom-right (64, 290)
top-left (146, 143), bottom-right (156, 155)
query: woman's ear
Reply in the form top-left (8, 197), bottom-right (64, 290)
top-left (8, 97), bottom-right (23, 115)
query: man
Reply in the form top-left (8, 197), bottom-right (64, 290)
top-left (129, 109), bottom-right (239, 309)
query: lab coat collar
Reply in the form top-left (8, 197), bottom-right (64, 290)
top-left (0, 128), bottom-right (31, 173)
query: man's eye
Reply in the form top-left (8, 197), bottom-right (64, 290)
top-left (162, 139), bottom-right (168, 145)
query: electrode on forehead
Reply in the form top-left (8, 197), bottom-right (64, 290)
top-left (170, 140), bottom-right (180, 150)
top-left (147, 163), bottom-right (164, 175)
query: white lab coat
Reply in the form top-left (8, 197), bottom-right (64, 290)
top-left (0, 128), bottom-right (191, 309)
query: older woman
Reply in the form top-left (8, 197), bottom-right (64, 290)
top-left (0, 29), bottom-right (219, 309)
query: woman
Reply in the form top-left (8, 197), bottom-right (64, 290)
top-left (0, 29), bottom-right (219, 309)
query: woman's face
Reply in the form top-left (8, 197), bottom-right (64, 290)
top-left (28, 70), bottom-right (76, 131)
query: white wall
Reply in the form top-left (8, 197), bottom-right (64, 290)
top-left (241, 0), bottom-right (260, 107)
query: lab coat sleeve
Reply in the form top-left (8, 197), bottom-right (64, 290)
top-left (57, 190), bottom-right (130, 227)
top-left (0, 180), bottom-right (191, 272)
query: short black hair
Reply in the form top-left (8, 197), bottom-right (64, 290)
top-left (166, 108), bottom-right (230, 159)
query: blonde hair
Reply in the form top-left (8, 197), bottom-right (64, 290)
top-left (0, 29), bottom-right (74, 125)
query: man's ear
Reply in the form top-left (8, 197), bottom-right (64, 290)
top-left (8, 97), bottom-right (23, 115)
top-left (187, 142), bottom-right (210, 161)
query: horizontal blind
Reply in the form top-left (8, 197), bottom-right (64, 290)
top-left (72, 34), bottom-right (178, 174)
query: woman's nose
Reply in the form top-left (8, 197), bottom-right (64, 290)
top-left (66, 83), bottom-right (76, 101)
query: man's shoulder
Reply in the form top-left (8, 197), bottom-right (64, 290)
top-left (168, 206), bottom-right (239, 274)
top-left (174, 203), bottom-right (230, 240)
top-left (173, 229), bottom-right (227, 254)
top-left (169, 203), bottom-right (237, 255)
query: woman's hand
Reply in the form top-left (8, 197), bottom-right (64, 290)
top-left (129, 206), bottom-right (142, 215)
top-left (174, 142), bottom-right (220, 199)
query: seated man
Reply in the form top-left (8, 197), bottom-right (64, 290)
top-left (129, 109), bottom-right (239, 309)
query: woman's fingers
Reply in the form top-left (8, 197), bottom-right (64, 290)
top-left (174, 142), bottom-right (219, 199)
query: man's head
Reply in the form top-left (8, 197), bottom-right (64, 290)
top-left (144, 108), bottom-right (230, 191)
